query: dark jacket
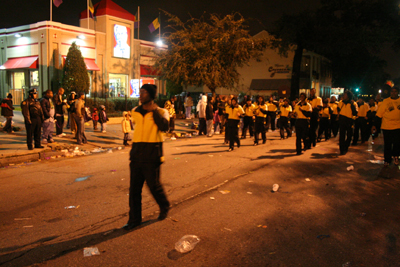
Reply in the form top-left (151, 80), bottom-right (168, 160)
top-left (40, 97), bottom-right (51, 120)
top-left (1, 99), bottom-right (14, 117)
top-left (53, 93), bottom-right (65, 115)
top-left (206, 102), bottom-right (214, 120)
top-left (21, 97), bottom-right (44, 124)
top-left (99, 110), bottom-right (109, 123)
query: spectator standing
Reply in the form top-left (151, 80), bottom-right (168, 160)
top-left (21, 88), bottom-right (44, 150)
top-left (53, 87), bottom-right (67, 137)
top-left (1, 93), bottom-right (14, 133)
top-left (338, 91), bottom-right (358, 155)
top-left (164, 95), bottom-right (176, 134)
top-left (92, 108), bottom-right (99, 130)
top-left (372, 86), bottom-right (400, 166)
top-left (121, 111), bottom-right (132, 146)
top-left (74, 92), bottom-right (87, 145)
top-left (99, 105), bottom-right (109, 133)
top-left (206, 95), bottom-right (214, 137)
top-left (198, 95), bottom-right (207, 135)
top-left (40, 90), bottom-right (55, 143)
top-left (67, 91), bottom-right (77, 134)
top-left (184, 92), bottom-right (193, 119)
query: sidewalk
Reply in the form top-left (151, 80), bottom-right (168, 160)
top-left (0, 111), bottom-right (197, 166)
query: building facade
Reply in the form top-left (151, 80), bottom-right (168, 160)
top-left (0, 0), bottom-right (165, 105)
top-left (187, 31), bottom-right (332, 99)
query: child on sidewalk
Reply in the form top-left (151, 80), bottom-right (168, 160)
top-left (121, 111), bottom-right (132, 146)
top-left (92, 108), bottom-right (99, 130)
top-left (99, 105), bottom-right (109, 133)
top-left (213, 109), bottom-right (220, 135)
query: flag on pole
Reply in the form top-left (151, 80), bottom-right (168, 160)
top-left (134, 11), bottom-right (140, 29)
top-left (53, 0), bottom-right (62, 7)
top-left (89, 0), bottom-right (94, 18)
top-left (148, 18), bottom-right (160, 33)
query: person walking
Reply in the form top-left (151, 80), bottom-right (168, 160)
top-left (73, 92), bottom-right (87, 145)
top-left (372, 86), bottom-right (400, 167)
top-left (206, 95), bottom-right (214, 137)
top-left (225, 96), bottom-right (244, 151)
top-left (279, 98), bottom-right (292, 139)
top-left (40, 90), bottom-right (55, 144)
top-left (317, 99), bottom-right (332, 142)
top-left (338, 90), bottom-right (358, 155)
top-left (53, 87), bottom-right (67, 137)
top-left (307, 88), bottom-right (323, 148)
top-left (1, 93), bottom-right (14, 133)
top-left (184, 92), bottom-right (193, 119)
top-left (353, 97), bottom-right (370, 145)
top-left (241, 98), bottom-right (254, 139)
top-left (253, 96), bottom-right (268, 146)
top-left (294, 93), bottom-right (312, 155)
top-left (123, 84), bottom-right (170, 231)
top-left (21, 88), bottom-right (44, 150)
top-left (164, 95), bottom-right (176, 134)
top-left (122, 111), bottom-right (132, 146)
top-left (198, 95), bottom-right (207, 135)
top-left (329, 96), bottom-right (339, 137)
top-left (266, 96), bottom-right (278, 131)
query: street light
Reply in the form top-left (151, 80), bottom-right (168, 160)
top-left (156, 40), bottom-right (163, 47)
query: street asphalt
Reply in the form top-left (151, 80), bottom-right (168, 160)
top-left (0, 121), bottom-right (399, 266)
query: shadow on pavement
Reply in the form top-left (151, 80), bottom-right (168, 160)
top-left (310, 153), bottom-right (339, 159)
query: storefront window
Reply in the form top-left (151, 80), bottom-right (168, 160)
top-left (30, 70), bottom-right (39, 86)
top-left (11, 72), bottom-right (25, 89)
top-left (109, 73), bottom-right (128, 98)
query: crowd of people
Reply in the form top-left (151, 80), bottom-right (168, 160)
top-left (173, 87), bottom-right (400, 166)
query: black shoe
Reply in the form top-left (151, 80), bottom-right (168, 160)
top-left (28, 147), bottom-right (33, 150)
top-left (158, 208), bottom-right (169, 221)
top-left (240, 136), bottom-right (245, 139)
top-left (296, 151), bottom-right (302, 155)
top-left (122, 222), bottom-right (141, 231)
top-left (262, 140), bottom-right (266, 144)
top-left (340, 150), bottom-right (347, 155)
top-left (35, 145), bottom-right (44, 149)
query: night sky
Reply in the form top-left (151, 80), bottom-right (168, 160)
top-left (1, 0), bottom-right (399, 78)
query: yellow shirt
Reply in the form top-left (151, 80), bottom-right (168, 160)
top-left (253, 103), bottom-right (268, 118)
top-left (357, 103), bottom-right (369, 118)
top-left (266, 102), bottom-right (277, 112)
top-left (338, 100), bottom-right (358, 119)
top-left (376, 97), bottom-right (400, 130)
top-left (329, 102), bottom-right (339, 115)
top-left (225, 105), bottom-right (245, 120)
top-left (243, 104), bottom-right (255, 117)
top-left (321, 107), bottom-right (331, 119)
top-left (294, 102), bottom-right (312, 119)
top-left (309, 96), bottom-right (323, 109)
top-left (280, 105), bottom-right (292, 117)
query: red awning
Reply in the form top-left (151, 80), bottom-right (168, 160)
top-left (0, 56), bottom-right (38, 70)
top-left (84, 59), bottom-right (100, 71)
top-left (140, 65), bottom-right (160, 76)
top-left (62, 56), bottom-right (100, 71)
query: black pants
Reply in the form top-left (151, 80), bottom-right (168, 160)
top-left (199, 118), bottom-right (207, 135)
top-left (318, 117), bottom-right (330, 140)
top-left (295, 119), bottom-right (309, 154)
top-left (55, 114), bottom-right (64, 135)
top-left (290, 118), bottom-right (296, 131)
top-left (241, 116), bottom-right (254, 138)
top-left (266, 111), bottom-right (276, 131)
top-left (25, 117), bottom-right (42, 148)
top-left (279, 116), bottom-right (291, 139)
top-left (93, 120), bottom-right (98, 130)
top-left (339, 116), bottom-right (354, 154)
top-left (254, 117), bottom-right (266, 144)
top-left (168, 117), bottom-right (175, 133)
top-left (330, 114), bottom-right (339, 137)
top-left (382, 129), bottom-right (400, 164)
top-left (309, 115), bottom-right (319, 147)
top-left (128, 161), bottom-right (170, 225)
top-left (353, 117), bottom-right (368, 144)
top-left (228, 119), bottom-right (240, 149)
top-left (123, 133), bottom-right (129, 145)
top-left (3, 117), bottom-right (12, 133)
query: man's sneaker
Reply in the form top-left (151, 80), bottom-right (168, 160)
top-left (102, 130), bottom-right (106, 133)
top-left (394, 157), bottom-right (399, 166)
top-left (48, 139), bottom-right (54, 143)
top-left (61, 133), bottom-right (66, 136)
top-left (171, 137), bottom-right (176, 140)
top-left (56, 134), bottom-right (63, 137)
top-left (42, 140), bottom-right (48, 144)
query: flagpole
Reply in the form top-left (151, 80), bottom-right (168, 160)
top-left (50, 0), bottom-right (52, 21)
top-left (87, 0), bottom-right (89, 29)
top-left (138, 6), bottom-right (140, 40)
